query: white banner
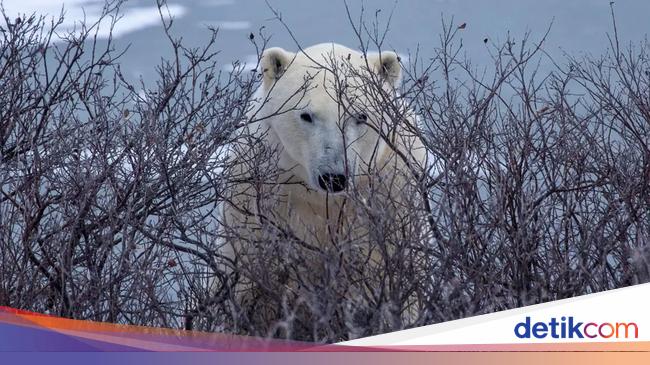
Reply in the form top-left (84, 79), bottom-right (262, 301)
top-left (341, 283), bottom-right (650, 346)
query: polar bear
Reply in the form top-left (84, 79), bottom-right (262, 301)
top-left (219, 43), bottom-right (428, 335)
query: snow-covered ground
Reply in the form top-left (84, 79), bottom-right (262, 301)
top-left (2, 0), bottom-right (186, 38)
top-left (2, 0), bottom-right (649, 85)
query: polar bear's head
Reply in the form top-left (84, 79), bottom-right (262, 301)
top-left (254, 43), bottom-right (403, 194)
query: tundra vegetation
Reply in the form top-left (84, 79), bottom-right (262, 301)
top-left (0, 0), bottom-right (648, 342)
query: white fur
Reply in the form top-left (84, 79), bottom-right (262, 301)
top-left (220, 42), bottom-right (427, 286)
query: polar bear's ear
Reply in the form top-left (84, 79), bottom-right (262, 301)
top-left (368, 51), bottom-right (402, 88)
top-left (260, 47), bottom-right (293, 86)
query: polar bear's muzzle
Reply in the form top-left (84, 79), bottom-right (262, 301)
top-left (317, 173), bottom-right (347, 193)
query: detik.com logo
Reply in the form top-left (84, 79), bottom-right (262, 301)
top-left (514, 316), bottom-right (638, 339)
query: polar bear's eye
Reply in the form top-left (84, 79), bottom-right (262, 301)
top-left (356, 113), bottom-right (368, 124)
top-left (300, 112), bottom-right (313, 123)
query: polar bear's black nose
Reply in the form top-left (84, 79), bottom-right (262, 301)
top-left (318, 173), bottom-right (347, 192)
